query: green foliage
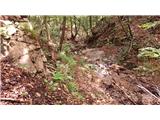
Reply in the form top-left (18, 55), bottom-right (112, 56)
top-left (56, 47), bottom-right (77, 82)
top-left (138, 47), bottom-right (160, 59)
top-left (54, 61), bottom-right (74, 82)
top-left (134, 65), bottom-right (150, 74)
top-left (47, 43), bottom-right (80, 94)
top-left (63, 43), bottom-right (72, 53)
top-left (139, 21), bottom-right (160, 30)
top-left (59, 43), bottom-right (77, 67)
top-left (19, 22), bottom-right (33, 31)
top-left (44, 79), bottom-right (59, 91)
top-left (78, 58), bottom-right (86, 66)
top-left (51, 26), bottom-right (60, 38)
top-left (48, 48), bottom-right (77, 90)
top-left (59, 51), bottom-right (77, 67)
top-left (19, 22), bottom-right (37, 39)
top-left (67, 82), bottom-right (78, 92)
top-left (72, 92), bottom-right (84, 100)
top-left (135, 48), bottom-right (160, 75)
top-left (67, 82), bottom-right (84, 100)
top-left (52, 71), bottom-right (64, 82)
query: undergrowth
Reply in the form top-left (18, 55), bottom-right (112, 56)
top-left (134, 47), bottom-right (160, 75)
top-left (44, 43), bottom-right (84, 100)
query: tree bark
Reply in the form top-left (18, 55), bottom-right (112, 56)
top-left (89, 16), bottom-right (92, 30)
top-left (59, 16), bottom-right (67, 51)
top-left (44, 16), bottom-right (57, 61)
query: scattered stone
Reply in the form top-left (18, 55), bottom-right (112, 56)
top-left (35, 92), bottom-right (41, 97)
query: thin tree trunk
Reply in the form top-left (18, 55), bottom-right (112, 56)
top-left (59, 16), bottom-right (67, 51)
top-left (72, 16), bottom-right (79, 41)
top-left (126, 16), bottom-right (134, 53)
top-left (44, 16), bottom-right (51, 41)
top-left (75, 17), bottom-right (88, 36)
top-left (44, 16), bottom-right (56, 61)
top-left (70, 17), bottom-right (73, 39)
top-left (89, 16), bottom-right (92, 30)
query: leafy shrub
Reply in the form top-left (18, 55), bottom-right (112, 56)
top-left (72, 92), bottom-right (84, 100)
top-left (48, 50), bottom-right (77, 91)
top-left (139, 21), bottom-right (160, 30)
top-left (52, 71), bottom-right (64, 82)
top-left (54, 62), bottom-right (74, 81)
top-left (47, 43), bottom-right (82, 96)
top-left (67, 82), bottom-right (78, 92)
top-left (136, 47), bottom-right (160, 75)
top-left (44, 79), bottom-right (59, 91)
top-left (138, 47), bottom-right (160, 59)
top-left (67, 82), bottom-right (84, 100)
top-left (59, 52), bottom-right (77, 66)
top-left (63, 43), bottom-right (72, 53)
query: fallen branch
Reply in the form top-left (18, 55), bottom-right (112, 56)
top-left (137, 84), bottom-right (159, 99)
top-left (0, 97), bottom-right (32, 104)
top-left (156, 86), bottom-right (160, 96)
top-left (112, 78), bottom-right (136, 105)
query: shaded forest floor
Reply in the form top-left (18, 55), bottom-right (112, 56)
top-left (1, 48), bottom-right (160, 105)
top-left (1, 16), bottom-right (160, 105)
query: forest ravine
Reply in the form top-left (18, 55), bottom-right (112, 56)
top-left (0, 16), bottom-right (160, 105)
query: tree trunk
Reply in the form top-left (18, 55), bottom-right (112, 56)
top-left (59, 16), bottom-right (67, 51)
top-left (70, 17), bottom-right (73, 39)
top-left (44, 16), bottom-right (51, 41)
top-left (89, 16), bottom-right (92, 30)
top-left (44, 16), bottom-right (57, 61)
